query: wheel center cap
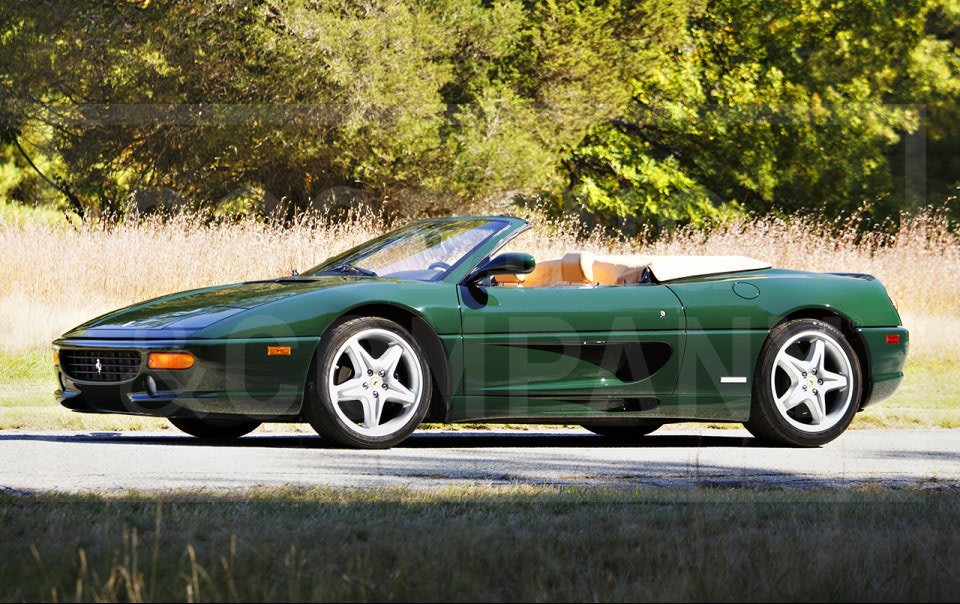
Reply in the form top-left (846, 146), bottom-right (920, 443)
top-left (370, 376), bottom-right (382, 389)
top-left (807, 377), bottom-right (816, 388)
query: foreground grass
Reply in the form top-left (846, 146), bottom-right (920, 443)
top-left (1, 486), bottom-right (957, 602)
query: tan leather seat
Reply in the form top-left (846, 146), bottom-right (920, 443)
top-left (520, 251), bottom-right (647, 287)
top-left (494, 272), bottom-right (526, 285)
top-left (522, 258), bottom-right (563, 287)
top-left (592, 254), bottom-right (654, 285)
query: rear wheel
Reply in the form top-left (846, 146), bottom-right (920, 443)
top-left (169, 417), bottom-right (261, 439)
top-left (745, 318), bottom-right (862, 447)
top-left (581, 422), bottom-right (663, 438)
top-left (304, 317), bottom-right (431, 449)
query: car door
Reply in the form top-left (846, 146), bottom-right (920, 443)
top-left (455, 283), bottom-right (685, 419)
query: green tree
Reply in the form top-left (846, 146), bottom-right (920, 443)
top-left (558, 0), bottom-right (957, 228)
top-left (0, 0), bottom-right (688, 218)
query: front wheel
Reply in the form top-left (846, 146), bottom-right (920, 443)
top-left (304, 317), bottom-right (432, 449)
top-left (745, 319), bottom-right (862, 447)
top-left (169, 417), bottom-right (261, 439)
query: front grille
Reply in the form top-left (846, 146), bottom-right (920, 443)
top-left (60, 349), bottom-right (141, 383)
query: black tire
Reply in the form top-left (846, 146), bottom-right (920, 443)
top-left (581, 422), bottom-right (663, 438)
top-left (745, 318), bottom-right (863, 447)
top-left (169, 417), bottom-right (261, 439)
top-left (304, 316), bottom-right (432, 449)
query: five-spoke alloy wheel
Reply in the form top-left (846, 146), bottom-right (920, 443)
top-left (745, 318), bottom-right (862, 447)
top-left (305, 317), bottom-right (431, 448)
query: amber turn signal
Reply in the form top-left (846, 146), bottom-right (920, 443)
top-left (148, 352), bottom-right (195, 370)
top-left (267, 345), bottom-right (292, 356)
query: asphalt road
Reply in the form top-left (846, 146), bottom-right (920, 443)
top-left (1, 427), bottom-right (958, 493)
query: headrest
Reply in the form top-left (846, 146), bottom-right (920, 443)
top-left (561, 252), bottom-right (596, 283)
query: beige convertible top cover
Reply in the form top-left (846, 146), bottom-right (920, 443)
top-left (603, 254), bottom-right (771, 283)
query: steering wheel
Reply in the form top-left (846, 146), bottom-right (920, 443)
top-left (427, 261), bottom-right (452, 272)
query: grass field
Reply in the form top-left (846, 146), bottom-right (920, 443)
top-left (0, 205), bottom-right (957, 430)
top-left (1, 486), bottom-right (957, 602)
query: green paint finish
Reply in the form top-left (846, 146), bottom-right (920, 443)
top-left (457, 284), bottom-right (685, 404)
top-left (64, 278), bottom-right (463, 342)
top-left (670, 329), bottom-right (769, 421)
top-left (732, 282), bottom-right (760, 299)
top-left (673, 330), bottom-right (768, 394)
top-left (859, 327), bottom-right (909, 379)
top-left (195, 280), bottom-right (463, 339)
top-left (55, 337), bottom-right (319, 417)
top-left (667, 269), bottom-right (902, 329)
top-left (69, 280), bottom-right (333, 333)
top-left (459, 283), bottom-right (684, 334)
top-left (458, 330), bottom-right (684, 398)
top-left (858, 327), bottom-right (909, 407)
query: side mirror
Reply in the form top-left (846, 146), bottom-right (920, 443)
top-left (468, 252), bottom-right (535, 284)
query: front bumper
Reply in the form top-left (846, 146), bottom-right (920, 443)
top-left (53, 337), bottom-right (319, 420)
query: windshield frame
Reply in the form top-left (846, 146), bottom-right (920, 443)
top-left (305, 217), bottom-right (526, 283)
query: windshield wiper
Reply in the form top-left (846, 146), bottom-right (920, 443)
top-left (319, 263), bottom-right (378, 277)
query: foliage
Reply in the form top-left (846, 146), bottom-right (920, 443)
top-left (560, 0), bottom-right (959, 226)
top-left (1, 1), bottom-right (959, 225)
top-left (0, 0), bottom-right (681, 219)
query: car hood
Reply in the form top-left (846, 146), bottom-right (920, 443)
top-left (60, 277), bottom-right (365, 338)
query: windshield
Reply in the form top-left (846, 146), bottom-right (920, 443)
top-left (305, 218), bottom-right (508, 281)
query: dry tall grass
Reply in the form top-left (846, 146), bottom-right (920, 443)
top-left (1, 208), bottom-right (957, 361)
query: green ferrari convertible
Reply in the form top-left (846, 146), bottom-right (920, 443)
top-left (53, 216), bottom-right (908, 448)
